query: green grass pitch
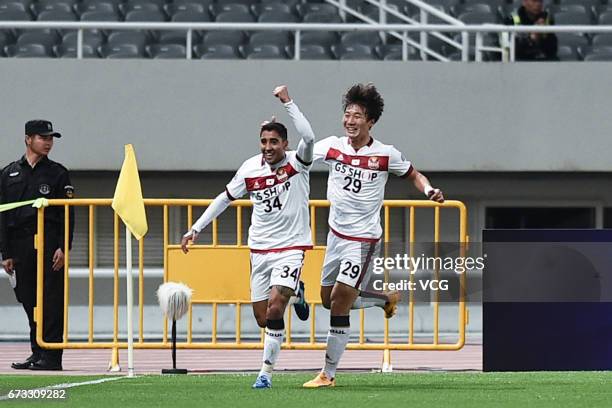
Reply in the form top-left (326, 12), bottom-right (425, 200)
top-left (1, 372), bottom-right (612, 407)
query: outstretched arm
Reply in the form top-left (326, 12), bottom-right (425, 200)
top-left (407, 169), bottom-right (445, 203)
top-left (181, 191), bottom-right (232, 253)
top-left (273, 85), bottom-right (315, 164)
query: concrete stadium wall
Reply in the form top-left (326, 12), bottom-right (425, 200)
top-left (0, 60), bottom-right (610, 172)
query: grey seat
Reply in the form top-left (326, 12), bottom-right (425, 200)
top-left (340, 31), bottom-right (382, 47)
top-left (451, 3), bottom-right (493, 17)
top-left (598, 11), bottom-right (612, 25)
top-left (583, 52), bottom-right (612, 61)
top-left (287, 44), bottom-right (333, 59)
top-left (106, 30), bottom-right (148, 54)
top-left (98, 43), bottom-right (144, 58)
top-left (31, 0), bottom-right (73, 16)
top-left (251, 2), bottom-right (293, 18)
top-left (257, 10), bottom-right (297, 23)
top-left (554, 10), bottom-right (592, 25)
top-left (556, 33), bottom-right (589, 48)
top-left (302, 10), bottom-right (342, 23)
top-left (332, 43), bottom-right (379, 60)
top-left (120, 2), bottom-right (163, 16)
top-left (216, 0), bottom-right (256, 6)
top-left (37, 9), bottom-right (76, 20)
top-left (579, 45), bottom-right (612, 59)
top-left (457, 10), bottom-right (498, 24)
top-left (296, 3), bottom-right (338, 18)
top-left (557, 45), bottom-right (580, 61)
top-left (301, 31), bottom-right (339, 47)
top-left (194, 43), bottom-right (241, 58)
top-left (17, 30), bottom-right (59, 48)
top-left (5, 43), bottom-right (52, 56)
top-left (242, 44), bottom-right (287, 59)
top-left (54, 42), bottom-right (96, 57)
top-left (0, 31), bottom-right (12, 55)
top-left (158, 9), bottom-right (209, 45)
top-left (202, 30), bottom-right (245, 47)
top-left (209, 3), bottom-right (250, 18)
top-left (214, 9), bottom-right (254, 22)
top-left (360, 4), bottom-right (406, 23)
top-left (261, 0), bottom-right (299, 8)
top-left (62, 30), bottom-right (104, 49)
top-left (0, 0), bottom-right (27, 12)
top-left (164, 3), bottom-right (207, 17)
top-left (375, 43), bottom-right (418, 60)
top-left (248, 31), bottom-right (291, 48)
top-left (592, 33), bottom-right (612, 46)
top-left (124, 9), bottom-right (166, 21)
top-left (74, 1), bottom-right (117, 17)
top-left (80, 10), bottom-right (120, 21)
top-left (146, 43), bottom-right (186, 58)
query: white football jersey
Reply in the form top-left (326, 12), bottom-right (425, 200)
top-left (313, 136), bottom-right (412, 240)
top-left (226, 150), bottom-right (313, 251)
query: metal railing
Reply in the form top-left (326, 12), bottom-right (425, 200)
top-left (33, 198), bottom-right (468, 370)
top-left (2, 20), bottom-right (612, 61)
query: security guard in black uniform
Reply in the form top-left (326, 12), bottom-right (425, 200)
top-left (0, 120), bottom-right (74, 371)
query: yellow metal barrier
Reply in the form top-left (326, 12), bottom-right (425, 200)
top-left (35, 199), bottom-right (468, 362)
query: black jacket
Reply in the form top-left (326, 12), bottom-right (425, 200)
top-left (505, 6), bottom-right (558, 61)
top-left (0, 155), bottom-right (75, 259)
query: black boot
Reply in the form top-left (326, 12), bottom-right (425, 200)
top-left (11, 353), bottom-right (39, 370)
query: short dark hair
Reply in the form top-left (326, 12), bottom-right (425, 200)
top-left (260, 122), bottom-right (288, 141)
top-left (342, 83), bottom-right (384, 123)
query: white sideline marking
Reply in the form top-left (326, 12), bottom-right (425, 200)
top-left (0, 376), bottom-right (128, 401)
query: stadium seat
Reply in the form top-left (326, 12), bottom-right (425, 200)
top-left (164, 3), bottom-right (207, 18)
top-left (287, 43), bottom-right (333, 59)
top-left (30, 0), bottom-right (73, 17)
top-left (62, 30), bottom-right (104, 49)
top-left (375, 43), bottom-right (418, 60)
top-left (202, 31), bottom-right (245, 47)
top-left (598, 11), bottom-right (612, 25)
top-left (214, 10), bottom-right (255, 22)
top-left (583, 52), bottom-right (612, 61)
top-left (301, 31), bottom-right (339, 47)
top-left (124, 9), bottom-right (166, 22)
top-left (553, 10), bottom-right (592, 25)
top-left (302, 10), bottom-right (342, 23)
top-left (332, 43), bottom-right (379, 60)
top-left (193, 43), bottom-right (241, 58)
top-left (37, 9), bottom-right (77, 21)
top-left (251, 3), bottom-right (294, 18)
top-left (592, 33), bottom-right (612, 46)
top-left (119, 1), bottom-right (163, 16)
top-left (257, 10), bottom-right (297, 23)
top-left (80, 10), bottom-right (120, 21)
top-left (296, 3), bottom-right (338, 19)
top-left (0, 31), bottom-right (12, 54)
top-left (360, 4), bottom-right (406, 24)
top-left (53, 42), bottom-right (97, 57)
top-left (248, 31), bottom-right (291, 48)
top-left (261, 0), bottom-right (299, 9)
top-left (209, 3), bottom-right (250, 18)
top-left (5, 43), bottom-right (53, 57)
top-left (171, 0), bottom-right (212, 8)
top-left (17, 30), bottom-right (59, 49)
top-left (146, 43), bottom-right (186, 58)
top-left (216, 0), bottom-right (256, 7)
top-left (0, 0), bottom-right (28, 12)
top-left (556, 33), bottom-right (590, 48)
top-left (0, 9), bottom-right (32, 21)
top-left (106, 30), bottom-right (147, 52)
top-left (158, 9), bottom-right (209, 45)
top-left (340, 31), bottom-right (382, 47)
top-left (457, 10), bottom-right (498, 24)
top-left (98, 43), bottom-right (144, 57)
top-left (579, 44), bottom-right (612, 59)
top-left (240, 43), bottom-right (286, 59)
top-left (451, 3), bottom-right (493, 17)
top-left (556, 44), bottom-right (580, 61)
top-left (74, 1), bottom-right (117, 17)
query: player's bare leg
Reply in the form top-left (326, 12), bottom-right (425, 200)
top-left (254, 285), bottom-right (292, 389)
top-left (251, 300), bottom-right (268, 328)
top-left (304, 282), bottom-right (358, 388)
top-left (352, 289), bottom-right (401, 318)
top-left (320, 285), bottom-right (333, 309)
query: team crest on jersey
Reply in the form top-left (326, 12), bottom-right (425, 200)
top-left (39, 184), bottom-right (50, 195)
top-left (368, 157), bottom-right (380, 170)
top-left (276, 167), bottom-right (288, 182)
top-left (337, 154), bottom-right (344, 162)
top-left (351, 158), bottom-right (360, 166)
top-left (254, 180), bottom-right (261, 189)
top-left (265, 178), bottom-right (275, 186)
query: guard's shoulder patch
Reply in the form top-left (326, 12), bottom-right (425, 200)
top-left (64, 185), bottom-right (75, 198)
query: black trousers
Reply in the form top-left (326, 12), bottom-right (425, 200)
top-left (11, 231), bottom-right (64, 363)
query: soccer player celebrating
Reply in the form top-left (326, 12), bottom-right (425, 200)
top-left (303, 83), bottom-right (444, 388)
top-left (181, 85), bottom-right (315, 389)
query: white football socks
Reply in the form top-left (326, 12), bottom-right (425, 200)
top-left (323, 323), bottom-right (350, 380)
top-left (259, 327), bottom-right (284, 379)
top-left (351, 296), bottom-right (386, 309)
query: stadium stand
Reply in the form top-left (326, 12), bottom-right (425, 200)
top-left (0, 0), bottom-right (611, 60)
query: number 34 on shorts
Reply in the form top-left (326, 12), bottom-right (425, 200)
top-left (271, 264), bottom-right (301, 291)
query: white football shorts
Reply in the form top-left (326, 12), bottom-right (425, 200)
top-left (250, 249), bottom-right (305, 302)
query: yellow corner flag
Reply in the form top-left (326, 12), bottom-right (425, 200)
top-left (112, 144), bottom-right (148, 240)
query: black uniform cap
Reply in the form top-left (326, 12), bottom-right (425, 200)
top-left (25, 120), bottom-right (62, 138)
